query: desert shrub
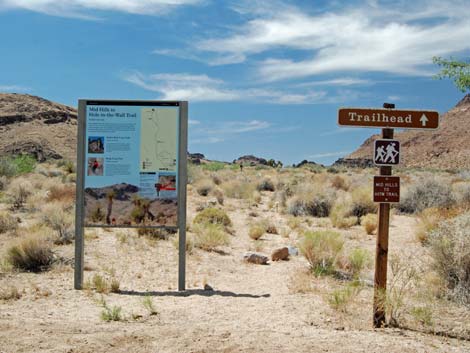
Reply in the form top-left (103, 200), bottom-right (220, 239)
top-left (410, 306), bottom-right (434, 327)
top-left (41, 202), bottom-right (74, 244)
top-left (429, 212), bottom-right (470, 305)
top-left (299, 230), bottom-right (344, 275)
top-left (248, 223), bottom-right (265, 240)
top-left (195, 180), bottom-right (213, 196)
top-left (222, 179), bottom-right (256, 199)
top-left (110, 278), bottom-right (120, 293)
top-left (330, 203), bottom-right (357, 229)
top-left (193, 207), bottom-right (232, 227)
top-left (361, 213), bottom-right (377, 235)
top-left (328, 282), bottom-right (362, 312)
top-left (257, 178), bottom-right (275, 192)
top-left (137, 227), bottom-right (174, 240)
top-left (6, 236), bottom-right (54, 272)
top-left (287, 187), bottom-right (334, 218)
top-left (251, 190), bottom-right (262, 205)
top-left (57, 160), bottom-right (76, 174)
top-left (47, 184), bottom-right (76, 204)
top-left (91, 205), bottom-right (106, 222)
top-left (202, 161), bottom-right (225, 171)
top-left (211, 174), bottom-right (222, 185)
top-left (0, 286), bottom-right (22, 301)
top-left (192, 223), bottom-right (229, 251)
top-left (348, 248), bottom-right (371, 279)
top-left (415, 208), bottom-right (443, 244)
top-left (100, 299), bottom-right (123, 322)
top-left (212, 188), bottom-right (224, 205)
top-left (6, 178), bottom-right (32, 209)
top-left (398, 177), bottom-right (455, 214)
top-left (0, 157), bottom-right (17, 177)
top-left (454, 182), bottom-right (470, 207)
top-left (12, 154), bottom-right (36, 174)
top-left (0, 212), bottom-right (18, 234)
top-left (331, 175), bottom-right (349, 191)
top-left (187, 164), bottom-right (204, 184)
top-left (350, 187), bottom-right (377, 218)
top-left (142, 296), bottom-right (158, 315)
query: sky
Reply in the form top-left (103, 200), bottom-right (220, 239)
top-left (0, 0), bottom-right (469, 165)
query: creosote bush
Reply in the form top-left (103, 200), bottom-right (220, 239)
top-left (429, 212), bottom-right (470, 306)
top-left (257, 178), bottom-right (275, 192)
top-left (6, 236), bottom-right (54, 272)
top-left (192, 223), bottom-right (229, 251)
top-left (193, 207), bottom-right (232, 227)
top-left (361, 213), bottom-right (377, 235)
top-left (299, 230), bottom-right (344, 275)
top-left (398, 177), bottom-right (455, 214)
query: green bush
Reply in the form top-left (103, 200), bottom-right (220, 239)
top-left (12, 154), bottom-right (36, 174)
top-left (6, 236), bottom-right (54, 272)
top-left (193, 207), bottom-right (232, 227)
top-left (202, 162), bottom-right (225, 172)
top-left (398, 177), bottom-right (455, 214)
top-left (348, 248), bottom-right (371, 278)
top-left (299, 230), bottom-right (344, 275)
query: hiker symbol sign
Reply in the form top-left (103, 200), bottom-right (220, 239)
top-left (374, 139), bottom-right (400, 166)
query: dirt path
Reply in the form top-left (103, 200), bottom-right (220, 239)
top-left (1, 194), bottom-right (469, 352)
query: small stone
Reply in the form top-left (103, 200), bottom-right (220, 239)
top-left (204, 284), bottom-right (214, 291)
top-left (243, 252), bottom-right (269, 265)
top-left (287, 246), bottom-right (299, 256)
top-left (271, 247), bottom-right (289, 261)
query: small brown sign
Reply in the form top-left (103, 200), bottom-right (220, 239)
top-left (374, 139), bottom-right (400, 166)
top-left (373, 176), bottom-right (400, 203)
top-left (338, 108), bottom-right (439, 129)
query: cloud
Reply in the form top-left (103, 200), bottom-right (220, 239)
top-left (206, 120), bottom-right (270, 134)
top-left (0, 0), bottom-right (202, 18)
top-left (188, 119), bottom-right (200, 125)
top-left (295, 78), bottom-right (372, 87)
top-left (122, 71), bottom-right (329, 104)
top-left (191, 136), bottom-right (224, 144)
top-left (0, 84), bottom-right (30, 92)
top-left (194, 0), bottom-right (470, 81)
top-left (308, 151), bottom-right (351, 159)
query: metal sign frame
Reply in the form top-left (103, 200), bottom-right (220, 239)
top-left (74, 99), bottom-right (188, 291)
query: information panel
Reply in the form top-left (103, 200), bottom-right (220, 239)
top-left (79, 100), bottom-right (185, 228)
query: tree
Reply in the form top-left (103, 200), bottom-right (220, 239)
top-left (433, 55), bottom-right (470, 93)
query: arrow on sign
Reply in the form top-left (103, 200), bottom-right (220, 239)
top-left (420, 114), bottom-right (428, 127)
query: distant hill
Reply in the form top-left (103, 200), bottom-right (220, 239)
top-left (343, 94), bottom-right (470, 170)
top-left (0, 93), bottom-right (77, 161)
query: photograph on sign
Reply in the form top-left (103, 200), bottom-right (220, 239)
top-left (82, 102), bottom-right (179, 228)
top-left (374, 139), bottom-right (400, 166)
top-left (373, 176), bottom-right (400, 203)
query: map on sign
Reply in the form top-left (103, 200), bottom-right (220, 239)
top-left (140, 108), bottom-right (177, 172)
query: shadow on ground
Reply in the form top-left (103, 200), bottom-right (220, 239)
top-left (118, 289), bottom-right (270, 298)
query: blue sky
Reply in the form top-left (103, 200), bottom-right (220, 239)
top-left (0, 0), bottom-right (468, 165)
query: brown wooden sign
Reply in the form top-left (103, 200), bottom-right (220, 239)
top-left (373, 176), bottom-right (400, 203)
top-left (338, 108), bottom-right (439, 129)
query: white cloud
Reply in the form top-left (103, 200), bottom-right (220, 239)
top-left (188, 119), bottom-right (200, 125)
top-left (0, 0), bottom-right (201, 18)
top-left (308, 151), bottom-right (351, 159)
top-left (122, 71), bottom-right (329, 104)
top-left (194, 1), bottom-right (470, 81)
top-left (191, 137), bottom-right (224, 144)
top-left (0, 84), bottom-right (30, 92)
top-left (295, 78), bottom-right (372, 87)
top-left (206, 120), bottom-right (270, 134)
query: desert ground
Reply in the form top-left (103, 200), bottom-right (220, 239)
top-left (1, 160), bottom-right (470, 353)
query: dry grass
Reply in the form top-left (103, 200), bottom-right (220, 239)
top-left (360, 213), bottom-right (377, 235)
top-left (299, 230), bottom-right (344, 275)
top-left (6, 235), bottom-right (54, 272)
top-left (0, 211), bottom-right (18, 234)
top-left (192, 223), bottom-right (229, 251)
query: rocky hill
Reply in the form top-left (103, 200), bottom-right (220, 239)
top-left (345, 94), bottom-right (470, 170)
top-left (0, 93), bottom-right (77, 161)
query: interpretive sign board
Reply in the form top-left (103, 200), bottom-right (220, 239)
top-left (373, 176), bottom-right (400, 203)
top-left (374, 139), bottom-right (400, 166)
top-left (338, 108), bottom-right (439, 129)
top-left (75, 100), bottom-right (188, 290)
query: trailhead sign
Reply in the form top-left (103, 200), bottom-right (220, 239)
top-left (374, 139), bottom-right (400, 166)
top-left (338, 108), bottom-right (439, 129)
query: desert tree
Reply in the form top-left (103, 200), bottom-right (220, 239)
top-left (433, 55), bottom-right (470, 93)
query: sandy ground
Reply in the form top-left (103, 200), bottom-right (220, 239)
top-left (1, 191), bottom-right (470, 353)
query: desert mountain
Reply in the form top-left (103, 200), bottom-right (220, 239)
top-left (345, 94), bottom-right (470, 170)
top-left (0, 93), bottom-right (77, 161)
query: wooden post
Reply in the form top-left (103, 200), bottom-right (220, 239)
top-left (373, 104), bottom-right (394, 327)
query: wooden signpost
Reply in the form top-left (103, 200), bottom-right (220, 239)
top-left (338, 103), bottom-right (439, 328)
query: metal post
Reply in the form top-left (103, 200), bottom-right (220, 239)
top-left (373, 104), bottom-right (394, 327)
top-left (74, 100), bottom-right (87, 290)
top-left (177, 102), bottom-right (188, 291)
